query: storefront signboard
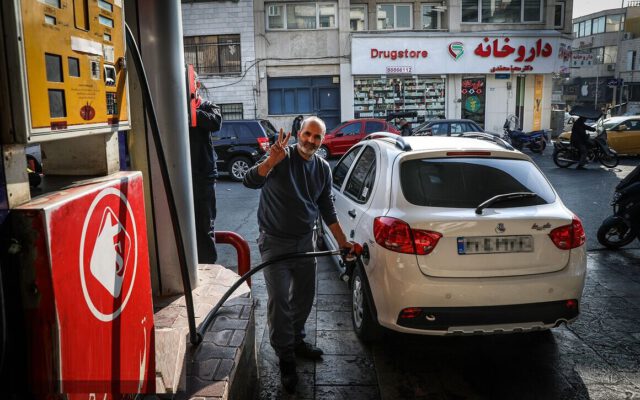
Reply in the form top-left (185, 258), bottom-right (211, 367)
top-left (352, 35), bottom-right (572, 75)
top-left (533, 75), bottom-right (544, 130)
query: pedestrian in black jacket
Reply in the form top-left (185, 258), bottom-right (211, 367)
top-left (189, 87), bottom-right (222, 263)
top-left (570, 116), bottom-right (595, 170)
top-left (243, 116), bottom-right (355, 394)
top-left (399, 119), bottom-right (413, 136)
top-left (291, 115), bottom-right (303, 139)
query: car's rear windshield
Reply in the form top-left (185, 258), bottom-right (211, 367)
top-left (260, 120), bottom-right (277, 137)
top-left (400, 158), bottom-right (556, 208)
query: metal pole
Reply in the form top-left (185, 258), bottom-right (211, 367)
top-left (136, 0), bottom-right (198, 294)
top-left (595, 68), bottom-right (599, 109)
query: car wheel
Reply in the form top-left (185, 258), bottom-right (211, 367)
top-left (316, 145), bottom-right (330, 159)
top-left (228, 156), bottom-right (252, 182)
top-left (351, 264), bottom-right (380, 342)
top-left (552, 148), bottom-right (575, 168)
top-left (597, 216), bottom-right (637, 249)
top-left (529, 140), bottom-right (546, 154)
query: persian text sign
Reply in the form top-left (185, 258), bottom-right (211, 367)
top-left (352, 35), bottom-right (572, 75)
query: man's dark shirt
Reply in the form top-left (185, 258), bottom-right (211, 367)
top-left (571, 118), bottom-right (596, 147)
top-left (190, 101), bottom-right (222, 181)
top-left (243, 145), bottom-right (338, 239)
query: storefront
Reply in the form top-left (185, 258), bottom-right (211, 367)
top-left (348, 33), bottom-right (572, 133)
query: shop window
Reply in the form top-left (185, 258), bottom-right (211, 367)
top-left (353, 76), bottom-right (445, 123)
top-left (184, 35), bottom-right (241, 75)
top-left (266, 2), bottom-right (338, 30)
top-left (377, 4), bottom-right (412, 30)
top-left (461, 0), bottom-right (543, 23)
top-left (350, 5), bottom-right (367, 31)
top-left (220, 103), bottom-right (244, 120)
top-left (461, 77), bottom-right (485, 127)
top-left (554, 2), bottom-right (564, 29)
top-left (421, 3), bottom-right (443, 30)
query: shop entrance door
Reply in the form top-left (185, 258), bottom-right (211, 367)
top-left (461, 77), bottom-right (486, 127)
top-left (515, 76), bottom-right (526, 130)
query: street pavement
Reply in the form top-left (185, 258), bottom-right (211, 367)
top-left (214, 145), bottom-right (640, 399)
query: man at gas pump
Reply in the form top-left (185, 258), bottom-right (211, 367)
top-left (243, 116), bottom-right (354, 394)
top-left (189, 78), bottom-right (222, 264)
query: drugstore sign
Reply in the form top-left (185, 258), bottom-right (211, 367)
top-left (352, 36), bottom-right (572, 75)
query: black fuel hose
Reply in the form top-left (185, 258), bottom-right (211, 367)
top-left (197, 249), bottom-right (358, 340)
top-left (125, 24), bottom-right (200, 345)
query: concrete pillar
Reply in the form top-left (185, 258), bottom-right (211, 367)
top-left (131, 0), bottom-right (198, 295)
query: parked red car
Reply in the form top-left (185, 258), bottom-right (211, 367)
top-left (317, 119), bottom-right (400, 158)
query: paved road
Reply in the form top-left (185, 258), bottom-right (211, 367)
top-left (213, 146), bottom-right (640, 399)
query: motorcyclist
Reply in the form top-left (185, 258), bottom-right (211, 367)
top-left (570, 116), bottom-right (596, 170)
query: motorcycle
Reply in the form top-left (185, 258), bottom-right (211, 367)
top-left (552, 119), bottom-right (619, 168)
top-left (503, 116), bottom-right (549, 153)
top-left (597, 164), bottom-right (640, 249)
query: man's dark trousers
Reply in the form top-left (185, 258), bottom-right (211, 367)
top-left (193, 178), bottom-right (217, 263)
top-left (258, 230), bottom-right (316, 362)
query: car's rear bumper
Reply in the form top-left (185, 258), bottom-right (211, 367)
top-left (367, 246), bottom-right (587, 336)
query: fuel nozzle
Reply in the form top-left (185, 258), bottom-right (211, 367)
top-left (340, 242), bottom-right (363, 263)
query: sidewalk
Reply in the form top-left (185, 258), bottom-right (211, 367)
top-left (253, 256), bottom-right (380, 399)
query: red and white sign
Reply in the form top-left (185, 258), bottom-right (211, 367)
top-left (15, 172), bottom-right (155, 396)
top-left (352, 35), bottom-right (572, 75)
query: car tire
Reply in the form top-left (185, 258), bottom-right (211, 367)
top-left (351, 264), bottom-right (380, 343)
top-left (529, 140), bottom-right (546, 154)
top-left (316, 145), bottom-right (330, 159)
top-left (228, 156), bottom-right (252, 182)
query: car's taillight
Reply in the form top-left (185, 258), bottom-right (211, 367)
top-left (257, 137), bottom-right (270, 152)
top-left (549, 217), bottom-right (585, 250)
top-left (373, 217), bottom-right (442, 255)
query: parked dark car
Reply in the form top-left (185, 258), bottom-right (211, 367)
top-left (413, 119), bottom-right (484, 136)
top-left (212, 119), bottom-right (277, 181)
top-left (317, 118), bottom-right (401, 159)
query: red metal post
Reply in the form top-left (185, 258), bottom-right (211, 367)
top-left (214, 231), bottom-right (252, 286)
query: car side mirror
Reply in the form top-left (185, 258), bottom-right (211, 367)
top-left (618, 125), bottom-right (628, 131)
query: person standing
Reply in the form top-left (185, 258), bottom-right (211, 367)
top-left (189, 81), bottom-right (222, 263)
top-left (570, 116), bottom-right (595, 170)
top-left (291, 115), bottom-right (303, 140)
top-left (243, 117), bottom-right (354, 394)
top-left (399, 118), bottom-right (413, 136)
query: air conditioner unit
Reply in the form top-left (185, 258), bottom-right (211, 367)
top-left (623, 32), bottom-right (634, 40)
top-left (606, 63), bottom-right (616, 71)
top-left (267, 5), bottom-right (280, 17)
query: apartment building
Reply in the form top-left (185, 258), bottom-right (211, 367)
top-left (256, 0), bottom-right (573, 133)
top-left (182, 0), bottom-right (258, 120)
top-left (565, 6), bottom-right (640, 114)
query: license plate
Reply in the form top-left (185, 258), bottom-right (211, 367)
top-left (457, 235), bottom-right (534, 255)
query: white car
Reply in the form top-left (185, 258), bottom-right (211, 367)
top-left (320, 133), bottom-right (587, 341)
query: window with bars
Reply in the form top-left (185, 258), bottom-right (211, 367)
top-left (184, 35), bottom-right (241, 75)
top-left (219, 103), bottom-right (244, 120)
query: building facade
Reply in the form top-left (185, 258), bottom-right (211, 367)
top-left (182, 0), bottom-right (258, 120)
top-left (255, 0), bottom-right (573, 134)
top-left (565, 6), bottom-right (640, 114)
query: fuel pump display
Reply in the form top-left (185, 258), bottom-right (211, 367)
top-left (3, 0), bottom-right (129, 141)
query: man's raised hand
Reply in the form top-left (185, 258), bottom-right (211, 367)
top-left (268, 128), bottom-right (291, 166)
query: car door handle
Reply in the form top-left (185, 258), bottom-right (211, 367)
top-left (348, 209), bottom-right (356, 218)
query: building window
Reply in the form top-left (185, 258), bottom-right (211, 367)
top-left (573, 22), bottom-right (578, 37)
top-left (604, 46), bottom-right (618, 64)
top-left (220, 103), bottom-right (244, 120)
top-left (461, 0), bottom-right (543, 23)
top-left (606, 14), bottom-right (624, 32)
top-left (184, 35), bottom-right (241, 75)
top-left (377, 4), bottom-right (412, 30)
top-left (554, 2), bottom-right (564, 29)
top-left (350, 5), bottom-right (367, 31)
top-left (627, 50), bottom-right (636, 71)
top-left (422, 3), bottom-right (443, 29)
top-left (592, 16), bottom-right (605, 34)
top-left (266, 2), bottom-right (338, 30)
